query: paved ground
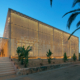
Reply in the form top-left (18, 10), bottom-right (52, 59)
top-left (1, 64), bottom-right (80, 80)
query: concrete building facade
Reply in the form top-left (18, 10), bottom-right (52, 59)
top-left (0, 8), bottom-right (79, 59)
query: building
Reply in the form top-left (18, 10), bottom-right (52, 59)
top-left (0, 8), bottom-right (79, 59)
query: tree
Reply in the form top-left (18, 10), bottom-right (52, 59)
top-left (62, 0), bottom-right (80, 40)
top-left (17, 47), bottom-right (22, 61)
top-left (79, 53), bottom-right (80, 61)
top-left (16, 46), bottom-right (32, 67)
top-left (19, 46), bottom-right (25, 65)
top-left (50, 0), bottom-right (53, 7)
top-left (63, 52), bottom-right (67, 62)
top-left (50, 0), bottom-right (80, 40)
top-left (24, 46), bottom-right (32, 67)
top-left (72, 53), bottom-right (77, 61)
top-left (46, 49), bottom-right (53, 64)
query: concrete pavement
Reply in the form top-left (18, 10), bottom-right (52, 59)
top-left (3, 63), bottom-right (80, 80)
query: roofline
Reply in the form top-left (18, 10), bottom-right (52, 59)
top-left (8, 8), bottom-right (79, 39)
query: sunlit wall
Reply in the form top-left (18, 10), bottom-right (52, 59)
top-left (8, 9), bottom-right (79, 59)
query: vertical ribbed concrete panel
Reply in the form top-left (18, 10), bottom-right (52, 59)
top-left (53, 29), bottom-right (62, 57)
top-left (63, 33), bottom-right (70, 57)
top-left (11, 12), bottom-right (38, 57)
top-left (70, 36), bottom-right (78, 58)
top-left (38, 23), bottom-right (53, 58)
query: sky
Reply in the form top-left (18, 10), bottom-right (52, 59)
top-left (0, 0), bottom-right (80, 52)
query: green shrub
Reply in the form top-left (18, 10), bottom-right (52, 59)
top-left (24, 46), bottom-right (32, 67)
top-left (19, 46), bottom-right (25, 65)
top-left (79, 53), bottom-right (80, 61)
top-left (63, 52), bottom-right (67, 62)
top-left (72, 53), bottom-right (77, 61)
top-left (46, 49), bottom-right (53, 64)
top-left (16, 47), bottom-right (22, 61)
top-left (40, 63), bottom-right (43, 66)
top-left (16, 46), bottom-right (32, 67)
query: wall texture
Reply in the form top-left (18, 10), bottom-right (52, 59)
top-left (8, 9), bottom-right (79, 59)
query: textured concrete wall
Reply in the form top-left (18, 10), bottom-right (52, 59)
top-left (9, 10), bottom-right (79, 59)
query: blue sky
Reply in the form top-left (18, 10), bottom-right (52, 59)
top-left (0, 0), bottom-right (80, 52)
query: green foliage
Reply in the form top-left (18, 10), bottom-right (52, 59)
top-left (50, 0), bottom-right (53, 7)
top-left (24, 46), bottom-right (32, 67)
top-left (50, 0), bottom-right (80, 7)
top-left (50, 0), bottom-right (80, 40)
top-left (16, 46), bottom-right (32, 67)
top-left (46, 49), bottom-right (53, 64)
top-left (19, 46), bottom-right (25, 65)
top-left (72, 53), bottom-right (77, 61)
top-left (67, 27), bottom-right (80, 40)
top-left (79, 53), bottom-right (80, 61)
top-left (63, 52), bottom-right (67, 62)
top-left (79, 53), bottom-right (80, 57)
top-left (62, 0), bottom-right (80, 40)
top-left (16, 47), bottom-right (22, 61)
top-left (72, 0), bottom-right (80, 7)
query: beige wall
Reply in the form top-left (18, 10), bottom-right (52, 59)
top-left (10, 11), bottom-right (79, 59)
top-left (3, 41), bottom-right (8, 57)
